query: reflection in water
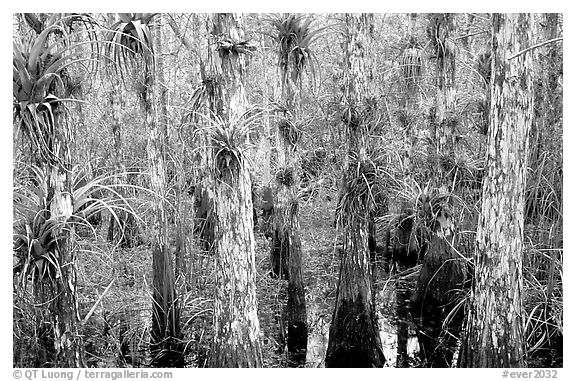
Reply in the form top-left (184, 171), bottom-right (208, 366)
top-left (379, 314), bottom-right (420, 366)
top-left (304, 285), bottom-right (420, 367)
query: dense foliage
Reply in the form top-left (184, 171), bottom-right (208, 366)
top-left (13, 13), bottom-right (562, 368)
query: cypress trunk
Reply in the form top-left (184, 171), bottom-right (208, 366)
top-left (411, 13), bottom-right (466, 367)
top-left (269, 14), bottom-right (309, 364)
top-left (285, 195), bottom-right (307, 365)
top-left (411, 237), bottom-right (466, 367)
top-left (207, 13), bottom-right (263, 367)
top-left (37, 111), bottom-right (85, 367)
top-left (428, 13), bottom-right (457, 179)
top-left (48, 161), bottom-right (85, 367)
top-left (210, 161), bottom-right (263, 367)
top-left (460, 13), bottom-right (534, 368)
top-left (145, 16), bottom-right (183, 367)
top-left (394, 15), bottom-right (423, 364)
top-left (326, 214), bottom-right (385, 367)
top-left (326, 13), bottom-right (384, 368)
top-left (105, 13), bottom-right (140, 248)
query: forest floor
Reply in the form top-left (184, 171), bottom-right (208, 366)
top-left (75, 187), bottom-right (421, 368)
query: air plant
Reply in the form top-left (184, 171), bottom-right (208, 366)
top-left (70, 169), bottom-right (145, 239)
top-left (216, 36), bottom-right (257, 56)
top-left (264, 13), bottom-right (326, 86)
top-left (182, 75), bottom-right (222, 126)
top-left (450, 154), bottom-right (484, 192)
top-left (335, 159), bottom-right (379, 228)
top-left (379, 173), bottom-right (468, 261)
top-left (14, 14), bottom-right (100, 104)
top-left (13, 14), bottom-right (98, 166)
top-left (275, 167), bottom-right (295, 187)
top-left (23, 13), bottom-right (98, 36)
top-left (13, 164), bottom-right (145, 285)
top-left (13, 210), bottom-right (62, 284)
top-left (13, 165), bottom-right (64, 284)
top-left (414, 188), bottom-right (463, 236)
top-left (198, 108), bottom-right (262, 178)
top-left (341, 106), bottom-right (361, 129)
top-left (107, 13), bottom-right (158, 77)
top-left (277, 118), bottom-right (302, 146)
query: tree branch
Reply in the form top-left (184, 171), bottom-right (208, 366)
top-left (455, 29), bottom-right (489, 41)
top-left (507, 37), bottom-right (563, 60)
top-left (81, 278), bottom-right (116, 325)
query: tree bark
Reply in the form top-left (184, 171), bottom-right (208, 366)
top-left (105, 13), bottom-right (141, 248)
top-left (326, 214), bottom-right (385, 367)
top-left (399, 12), bottom-right (421, 175)
top-left (14, 15), bottom-right (86, 367)
top-left (211, 160), bottom-right (263, 367)
top-left (325, 13), bottom-right (385, 368)
top-left (145, 15), bottom-right (183, 367)
top-left (460, 13), bottom-right (534, 368)
top-left (48, 164), bottom-right (85, 367)
top-left (284, 190), bottom-right (308, 365)
top-left (429, 13), bottom-right (457, 184)
top-left (395, 13), bottom-right (422, 367)
top-left (270, 19), bottom-right (302, 282)
top-left (43, 110), bottom-right (85, 367)
top-left (412, 237), bottom-right (466, 367)
top-left (207, 13), bottom-right (263, 368)
top-left (266, 13), bottom-right (309, 365)
top-left (410, 13), bottom-right (466, 368)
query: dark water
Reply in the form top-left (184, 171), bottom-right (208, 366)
top-left (303, 284), bottom-right (420, 367)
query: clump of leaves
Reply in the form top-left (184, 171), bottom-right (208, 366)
top-left (275, 167), bottom-right (295, 187)
top-left (450, 154), bottom-right (484, 192)
top-left (413, 188), bottom-right (461, 236)
top-left (335, 159), bottom-right (378, 228)
top-left (201, 109), bottom-right (261, 178)
top-left (340, 98), bottom-right (383, 133)
top-left (278, 118), bottom-right (302, 146)
top-left (107, 13), bottom-right (157, 75)
top-left (13, 212), bottom-right (61, 283)
top-left (216, 36), bottom-right (257, 56)
top-left (183, 76), bottom-right (219, 119)
top-left (13, 166), bottom-right (63, 284)
top-left (264, 13), bottom-right (325, 85)
top-left (13, 17), bottom-right (96, 165)
top-left (13, 163), bottom-right (143, 283)
top-left (341, 106), bottom-right (361, 129)
top-left (382, 177), bottom-right (465, 254)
